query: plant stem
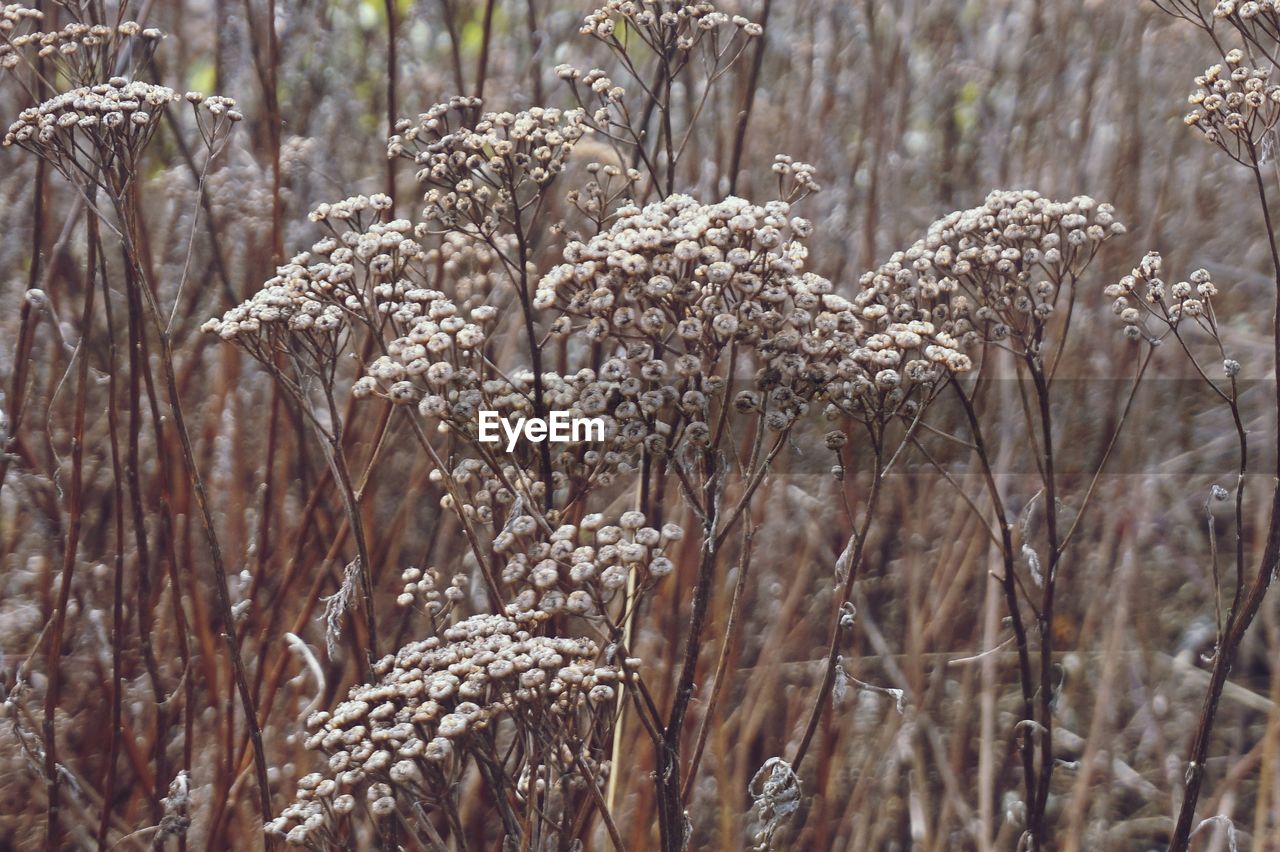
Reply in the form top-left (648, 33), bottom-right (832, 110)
top-left (1168, 143), bottom-right (1280, 852)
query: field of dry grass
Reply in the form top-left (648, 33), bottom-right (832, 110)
top-left (3, 1), bottom-right (1280, 850)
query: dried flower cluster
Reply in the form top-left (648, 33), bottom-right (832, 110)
top-left (1, 66), bottom-right (239, 196)
top-left (536, 193), bottom-right (851, 419)
top-left (2, 79), bottom-right (178, 159)
top-left (1212, 0), bottom-right (1280, 22)
top-left (201, 212), bottom-right (413, 347)
top-left (858, 190), bottom-right (1125, 358)
top-left (537, 193), bottom-right (817, 345)
top-left (357, 294), bottom-right (495, 407)
top-left (771, 154), bottom-right (822, 196)
top-left (0, 3), bottom-right (40, 30)
top-left (0, 7), bottom-right (162, 83)
top-left (195, 4), bottom-right (1047, 848)
top-left (268, 609), bottom-right (629, 847)
top-left (532, 192), bottom-right (974, 427)
top-left (389, 96), bottom-right (590, 234)
top-left (552, 66), bottom-right (630, 116)
top-left (395, 566), bottom-right (467, 618)
top-left (415, 365), bottom-right (663, 502)
top-left (1107, 251), bottom-right (1224, 343)
top-left (580, 1), bottom-right (763, 47)
top-left (202, 198), bottom-right (509, 368)
top-left (491, 511), bottom-right (683, 615)
top-left (567, 0), bottom-right (763, 202)
top-left (5, 0), bottom-right (1273, 848)
top-left (334, 187), bottom-right (895, 520)
top-left (1184, 52), bottom-right (1280, 154)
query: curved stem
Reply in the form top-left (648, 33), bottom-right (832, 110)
top-left (790, 445), bottom-right (883, 774)
top-left (1168, 141), bottom-right (1280, 852)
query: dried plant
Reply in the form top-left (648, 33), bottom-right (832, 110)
top-left (6, 0), bottom-right (1280, 850)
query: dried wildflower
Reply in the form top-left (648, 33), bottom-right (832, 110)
top-left (3, 75), bottom-right (238, 198)
top-left (491, 512), bottom-right (681, 614)
top-left (3, 79), bottom-right (178, 162)
top-left (303, 187), bottom-right (874, 506)
top-left (580, 1), bottom-right (761, 53)
top-left (270, 608), bottom-right (628, 847)
top-left (389, 97), bottom-right (589, 236)
top-left (1107, 252), bottom-right (1224, 341)
top-left (748, 757), bottom-right (801, 851)
top-left (1213, 0), bottom-right (1280, 25)
top-left (203, 202), bottom-right (511, 376)
top-left (859, 189), bottom-right (1122, 354)
top-left (418, 365), bottom-right (652, 502)
top-left (772, 154), bottom-right (822, 196)
top-left (563, 2), bottom-right (764, 192)
top-left (1184, 59), bottom-right (1280, 156)
top-left (808, 190), bottom-right (1123, 426)
top-left (537, 193), bottom-right (844, 411)
top-left (0, 9), bottom-right (163, 85)
top-left (395, 566), bottom-right (467, 624)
